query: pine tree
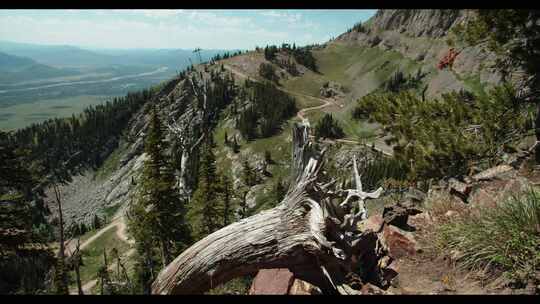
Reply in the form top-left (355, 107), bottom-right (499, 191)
top-left (187, 137), bottom-right (222, 241)
top-left (93, 214), bottom-right (101, 230)
top-left (454, 10), bottom-right (540, 163)
top-left (237, 189), bottom-right (249, 220)
top-left (242, 159), bottom-right (256, 187)
top-left (0, 130), bottom-right (56, 294)
top-left (264, 150), bottom-right (273, 164)
top-left (232, 135), bottom-right (240, 153)
top-left (354, 84), bottom-right (532, 181)
top-left (314, 114), bottom-right (345, 140)
top-left (219, 173), bottom-right (233, 226)
top-left (127, 107), bottom-right (191, 290)
top-left (53, 257), bottom-right (69, 295)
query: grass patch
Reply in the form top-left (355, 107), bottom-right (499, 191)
top-left (313, 43), bottom-right (421, 91)
top-left (206, 275), bottom-right (254, 295)
top-left (435, 189), bottom-right (540, 285)
top-left (282, 71), bottom-right (324, 97)
top-left (74, 226), bottom-right (130, 287)
top-left (78, 228), bottom-right (100, 244)
top-left (453, 71), bottom-right (488, 97)
top-left (293, 93), bottom-right (325, 109)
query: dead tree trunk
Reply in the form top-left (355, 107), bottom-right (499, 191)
top-left (74, 239), bottom-right (84, 295)
top-left (167, 74), bottom-right (208, 199)
top-left (152, 122), bottom-right (383, 295)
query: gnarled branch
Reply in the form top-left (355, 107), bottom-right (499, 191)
top-left (151, 121), bottom-right (384, 294)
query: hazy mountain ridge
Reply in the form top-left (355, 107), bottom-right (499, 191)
top-left (0, 51), bottom-right (81, 83)
top-left (0, 40), bottom-right (241, 69)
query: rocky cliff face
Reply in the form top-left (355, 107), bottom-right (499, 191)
top-left (367, 9), bottom-right (470, 38)
top-left (335, 9), bottom-right (503, 98)
top-left (46, 69), bottom-right (231, 227)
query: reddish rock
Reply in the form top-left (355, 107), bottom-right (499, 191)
top-left (249, 268), bottom-right (295, 295)
top-left (358, 214), bottom-right (384, 233)
top-left (468, 188), bottom-right (497, 208)
top-left (380, 225), bottom-right (418, 259)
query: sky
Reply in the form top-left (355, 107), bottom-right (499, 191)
top-left (0, 9), bottom-right (377, 50)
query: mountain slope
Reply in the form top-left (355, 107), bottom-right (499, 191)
top-left (0, 51), bottom-right (81, 83)
top-left (0, 40), bottom-right (118, 68)
top-left (36, 9), bottom-right (534, 295)
top-left (47, 8), bottom-right (507, 231)
top-left (0, 51), bottom-right (37, 72)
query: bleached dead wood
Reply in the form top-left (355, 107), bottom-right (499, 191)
top-left (166, 74), bottom-right (209, 197)
top-left (151, 121), bottom-right (383, 295)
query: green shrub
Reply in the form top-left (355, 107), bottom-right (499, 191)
top-left (354, 83), bottom-right (534, 181)
top-left (357, 156), bottom-right (410, 191)
top-left (258, 63), bottom-right (277, 82)
top-left (436, 189), bottom-right (540, 285)
top-left (236, 81), bottom-right (297, 140)
top-left (314, 114), bottom-right (345, 140)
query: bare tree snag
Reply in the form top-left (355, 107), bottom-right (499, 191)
top-left (73, 239), bottom-right (84, 295)
top-left (151, 121), bottom-right (384, 295)
top-left (167, 74), bottom-right (209, 199)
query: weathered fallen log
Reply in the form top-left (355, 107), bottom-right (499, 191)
top-left (151, 121), bottom-right (383, 294)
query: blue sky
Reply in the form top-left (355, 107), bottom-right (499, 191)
top-left (0, 10), bottom-right (376, 50)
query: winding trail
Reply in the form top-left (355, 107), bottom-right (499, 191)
top-left (223, 63), bottom-right (393, 156)
top-left (222, 64), bottom-right (336, 121)
top-left (68, 209), bottom-right (135, 295)
top-left (78, 247), bottom-right (136, 295)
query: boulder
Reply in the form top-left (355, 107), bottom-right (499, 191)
top-left (288, 279), bottom-right (320, 295)
top-left (405, 188), bottom-right (427, 203)
top-left (358, 214), bottom-right (384, 233)
top-left (448, 178), bottom-right (471, 197)
top-left (468, 188), bottom-right (497, 208)
top-left (320, 81), bottom-right (345, 98)
top-left (249, 269), bottom-right (295, 295)
top-left (368, 35), bottom-right (382, 47)
top-left (415, 52), bottom-right (426, 61)
top-left (382, 201), bottom-right (422, 230)
top-left (380, 225), bottom-right (418, 259)
top-left (472, 165), bottom-right (515, 181)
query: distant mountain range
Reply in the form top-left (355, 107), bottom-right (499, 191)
top-left (0, 51), bottom-right (81, 84)
top-left (0, 40), bottom-right (241, 69)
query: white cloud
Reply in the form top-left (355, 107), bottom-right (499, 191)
top-left (186, 11), bottom-right (253, 28)
top-left (138, 9), bottom-right (184, 18)
top-left (0, 10), bottom-right (374, 50)
top-left (259, 10), bottom-right (285, 18)
top-left (258, 10), bottom-right (319, 30)
top-left (0, 13), bottom-right (286, 49)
